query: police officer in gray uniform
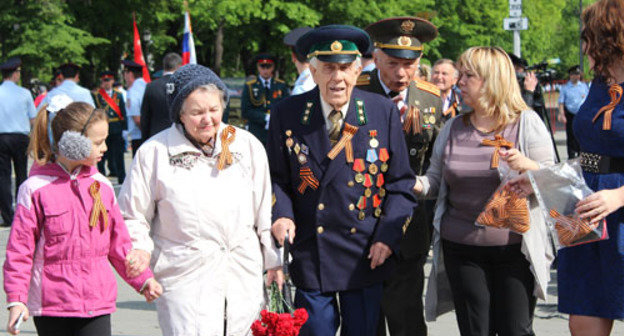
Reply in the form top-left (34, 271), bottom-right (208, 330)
top-left (0, 57), bottom-right (36, 226)
top-left (356, 17), bottom-right (442, 336)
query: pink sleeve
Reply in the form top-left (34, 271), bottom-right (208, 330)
top-left (107, 203), bottom-right (154, 292)
top-left (3, 195), bottom-right (41, 303)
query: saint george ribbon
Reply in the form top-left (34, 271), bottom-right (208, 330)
top-left (481, 134), bottom-right (514, 169)
top-left (443, 101), bottom-right (458, 118)
top-left (403, 106), bottom-right (421, 135)
top-left (593, 84), bottom-right (622, 131)
top-left (298, 167), bottom-right (320, 194)
top-left (89, 181), bottom-right (109, 231)
top-left (327, 123), bottom-right (359, 163)
top-left (217, 126), bottom-right (236, 170)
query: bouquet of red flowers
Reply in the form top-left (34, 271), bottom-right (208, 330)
top-left (251, 282), bottom-right (308, 336)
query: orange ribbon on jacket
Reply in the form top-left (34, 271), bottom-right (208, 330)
top-left (89, 181), bottom-right (109, 231)
top-left (403, 106), bottom-right (421, 135)
top-left (481, 135), bottom-right (514, 169)
top-left (443, 101), bottom-right (458, 118)
top-left (593, 84), bottom-right (622, 131)
top-left (297, 167), bottom-right (319, 194)
top-left (327, 123), bottom-right (358, 163)
top-left (217, 126), bottom-right (236, 170)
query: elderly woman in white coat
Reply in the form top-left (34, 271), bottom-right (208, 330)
top-left (117, 64), bottom-right (282, 336)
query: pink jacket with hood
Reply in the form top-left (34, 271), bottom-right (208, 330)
top-left (3, 163), bottom-right (153, 318)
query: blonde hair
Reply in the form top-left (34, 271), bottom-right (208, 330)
top-left (29, 102), bottom-right (107, 165)
top-left (457, 46), bottom-right (528, 129)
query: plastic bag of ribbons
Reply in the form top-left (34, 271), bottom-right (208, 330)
top-left (476, 162), bottom-right (532, 234)
top-left (527, 158), bottom-right (608, 249)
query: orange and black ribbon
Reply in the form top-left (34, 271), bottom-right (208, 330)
top-left (403, 105), bottom-right (421, 135)
top-left (593, 84), bottom-right (622, 131)
top-left (443, 101), bottom-right (458, 118)
top-left (481, 135), bottom-right (514, 169)
top-left (327, 123), bottom-right (358, 162)
top-left (217, 126), bottom-right (236, 170)
top-left (89, 181), bottom-right (109, 231)
top-left (297, 167), bottom-right (320, 194)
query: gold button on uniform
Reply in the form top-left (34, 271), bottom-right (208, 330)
top-left (347, 181), bottom-right (355, 187)
top-left (318, 203), bottom-right (325, 211)
top-left (348, 203), bottom-right (355, 211)
top-left (317, 226), bottom-right (324, 234)
top-left (350, 227), bottom-right (357, 234)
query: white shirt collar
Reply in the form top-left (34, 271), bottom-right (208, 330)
top-left (377, 71), bottom-right (407, 100)
top-left (259, 76), bottom-right (271, 89)
top-left (319, 95), bottom-right (349, 132)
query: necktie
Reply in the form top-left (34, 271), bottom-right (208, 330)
top-left (392, 94), bottom-right (407, 116)
top-left (328, 110), bottom-right (343, 144)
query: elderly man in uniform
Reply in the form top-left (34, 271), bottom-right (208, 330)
top-left (122, 59), bottom-right (147, 156)
top-left (268, 25), bottom-right (417, 336)
top-left (242, 53), bottom-right (290, 144)
top-left (0, 57), bottom-right (36, 226)
top-left (356, 17), bottom-right (442, 336)
top-left (284, 27), bottom-right (316, 95)
top-left (93, 70), bottom-right (128, 183)
top-left (41, 62), bottom-right (94, 107)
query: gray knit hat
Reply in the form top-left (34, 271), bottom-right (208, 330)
top-left (167, 64), bottom-right (229, 123)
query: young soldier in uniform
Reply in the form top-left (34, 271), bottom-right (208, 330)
top-left (268, 25), bottom-right (417, 336)
top-left (241, 54), bottom-right (290, 144)
top-left (356, 17), bottom-right (442, 336)
top-left (93, 71), bottom-right (128, 184)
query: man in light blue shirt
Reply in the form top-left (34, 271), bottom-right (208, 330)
top-left (283, 27), bottom-right (316, 95)
top-left (0, 57), bottom-right (36, 226)
top-left (123, 59), bottom-right (147, 156)
top-left (41, 63), bottom-right (95, 107)
top-left (558, 65), bottom-right (589, 158)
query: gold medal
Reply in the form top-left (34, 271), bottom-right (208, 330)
top-left (364, 188), bottom-right (372, 198)
top-left (369, 138), bottom-right (379, 148)
top-left (298, 153), bottom-right (307, 164)
top-left (381, 162), bottom-right (389, 172)
top-left (429, 116), bottom-right (436, 124)
top-left (358, 211), bottom-right (366, 220)
top-left (374, 207), bottom-right (382, 218)
top-left (369, 163), bottom-right (378, 175)
top-left (379, 188), bottom-right (386, 197)
top-left (286, 138), bottom-right (294, 148)
top-left (355, 173), bottom-right (365, 184)
top-left (294, 143), bottom-right (301, 155)
top-left (285, 130), bottom-right (292, 137)
top-left (347, 181), bottom-right (355, 187)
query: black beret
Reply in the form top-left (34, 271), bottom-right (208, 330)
top-left (167, 64), bottom-right (229, 124)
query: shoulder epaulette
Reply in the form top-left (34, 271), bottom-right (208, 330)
top-left (274, 78), bottom-right (285, 84)
top-left (246, 79), bottom-right (257, 85)
top-left (415, 79), bottom-right (440, 97)
top-left (356, 74), bottom-right (371, 86)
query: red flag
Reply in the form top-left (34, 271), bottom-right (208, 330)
top-left (133, 13), bottom-right (151, 83)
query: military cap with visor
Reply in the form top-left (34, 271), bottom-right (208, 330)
top-left (0, 57), bottom-right (22, 71)
top-left (121, 59), bottom-right (144, 71)
top-left (296, 24), bottom-right (372, 64)
top-left (568, 65), bottom-right (582, 74)
top-left (254, 53), bottom-right (277, 67)
top-left (100, 70), bottom-right (115, 81)
top-left (365, 17), bottom-right (437, 60)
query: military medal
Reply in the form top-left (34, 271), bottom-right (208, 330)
top-left (357, 196), bottom-right (366, 220)
top-left (363, 174), bottom-right (373, 198)
top-left (298, 153), bottom-right (308, 164)
top-left (294, 143), bottom-right (301, 155)
top-left (369, 163), bottom-right (378, 175)
top-left (373, 194), bottom-right (382, 218)
top-left (285, 130), bottom-right (294, 153)
top-left (368, 130), bottom-right (379, 148)
top-left (366, 149), bottom-right (378, 175)
top-left (301, 144), bottom-right (309, 155)
top-left (379, 148), bottom-right (390, 173)
top-left (377, 174), bottom-right (386, 197)
top-left (353, 159), bottom-right (365, 183)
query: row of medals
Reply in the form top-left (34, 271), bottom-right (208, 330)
top-left (354, 131), bottom-right (388, 220)
top-left (285, 130), bottom-right (310, 163)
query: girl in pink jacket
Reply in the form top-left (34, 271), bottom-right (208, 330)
top-left (3, 99), bottom-right (162, 336)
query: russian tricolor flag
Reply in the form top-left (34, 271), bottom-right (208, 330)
top-left (182, 11), bottom-right (197, 65)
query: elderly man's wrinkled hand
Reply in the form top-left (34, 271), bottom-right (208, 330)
top-left (266, 267), bottom-right (285, 291)
top-left (271, 218), bottom-right (295, 246)
top-left (125, 249), bottom-right (151, 278)
top-left (369, 242), bottom-right (392, 270)
top-left (142, 278), bottom-right (163, 303)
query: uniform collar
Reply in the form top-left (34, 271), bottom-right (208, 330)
top-left (259, 76), bottom-right (272, 88)
top-left (377, 70), bottom-right (407, 99)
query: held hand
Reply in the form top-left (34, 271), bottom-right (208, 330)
top-left (524, 72), bottom-right (538, 92)
top-left (576, 188), bottom-right (624, 224)
top-left (369, 242), bottom-right (392, 270)
top-left (266, 267), bottom-right (285, 291)
top-left (125, 249), bottom-right (151, 278)
top-left (142, 278), bottom-right (163, 303)
top-left (499, 148), bottom-right (539, 172)
top-left (413, 179), bottom-right (423, 195)
top-left (7, 304), bottom-right (29, 335)
top-left (504, 174), bottom-right (534, 198)
top-left (271, 218), bottom-right (295, 246)
top-left (558, 112), bottom-right (567, 124)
